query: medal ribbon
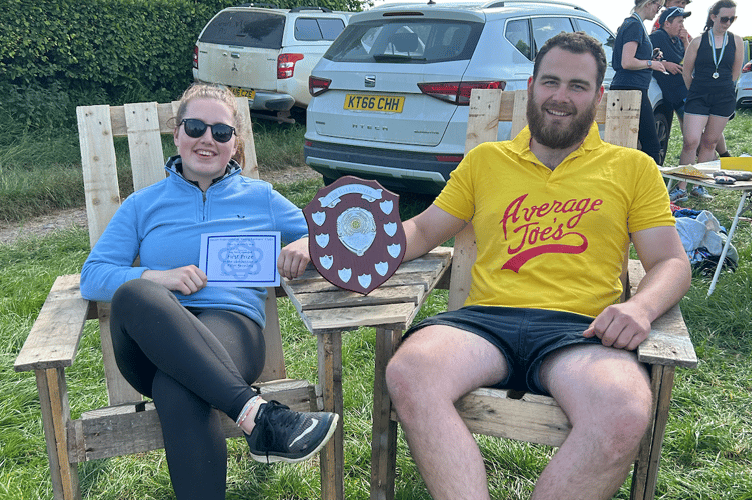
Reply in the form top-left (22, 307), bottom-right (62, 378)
top-left (710, 31), bottom-right (727, 79)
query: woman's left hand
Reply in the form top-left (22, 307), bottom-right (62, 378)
top-left (278, 237), bottom-right (310, 280)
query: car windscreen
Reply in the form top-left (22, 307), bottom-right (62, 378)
top-left (200, 11), bottom-right (285, 49)
top-left (324, 19), bottom-right (483, 63)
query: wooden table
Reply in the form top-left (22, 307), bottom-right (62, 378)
top-left (662, 160), bottom-right (752, 295)
top-left (281, 247), bottom-right (452, 499)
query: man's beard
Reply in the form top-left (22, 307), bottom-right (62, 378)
top-left (526, 91), bottom-right (598, 150)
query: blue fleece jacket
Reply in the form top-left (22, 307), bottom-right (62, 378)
top-left (80, 156), bottom-right (308, 328)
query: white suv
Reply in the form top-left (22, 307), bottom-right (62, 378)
top-left (305, 0), bottom-right (671, 194)
top-left (193, 5), bottom-right (350, 121)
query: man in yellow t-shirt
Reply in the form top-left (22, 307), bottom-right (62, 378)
top-left (385, 32), bottom-right (690, 500)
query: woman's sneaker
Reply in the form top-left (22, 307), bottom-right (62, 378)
top-left (669, 187), bottom-right (688, 203)
top-left (245, 400), bottom-right (339, 463)
top-left (690, 186), bottom-right (714, 200)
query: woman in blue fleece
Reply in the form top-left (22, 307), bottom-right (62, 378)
top-left (80, 83), bottom-right (337, 500)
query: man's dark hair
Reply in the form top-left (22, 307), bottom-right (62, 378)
top-left (532, 32), bottom-right (607, 88)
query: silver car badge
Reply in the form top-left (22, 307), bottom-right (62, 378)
top-left (365, 75), bottom-right (376, 88)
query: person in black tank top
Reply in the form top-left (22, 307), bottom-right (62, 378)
top-left (678, 1), bottom-right (743, 166)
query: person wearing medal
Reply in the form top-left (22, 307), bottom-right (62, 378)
top-left (676, 0), bottom-right (743, 184)
top-left (611, 0), bottom-right (667, 165)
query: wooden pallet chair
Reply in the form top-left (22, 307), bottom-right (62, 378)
top-left (14, 98), bottom-right (327, 500)
top-left (373, 89), bottom-right (698, 500)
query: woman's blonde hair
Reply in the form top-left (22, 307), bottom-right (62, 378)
top-left (632, 0), bottom-right (664, 14)
top-left (174, 83), bottom-right (246, 168)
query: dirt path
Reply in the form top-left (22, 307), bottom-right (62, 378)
top-left (0, 167), bottom-right (321, 246)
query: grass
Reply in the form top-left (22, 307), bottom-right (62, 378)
top-left (2, 110), bottom-right (752, 499)
top-left (0, 119), bottom-right (308, 224)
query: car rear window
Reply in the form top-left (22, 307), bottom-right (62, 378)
top-left (324, 19), bottom-right (483, 63)
top-left (200, 11), bottom-right (285, 49)
top-left (295, 17), bottom-right (347, 41)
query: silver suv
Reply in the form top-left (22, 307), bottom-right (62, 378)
top-left (305, 0), bottom-right (670, 194)
top-left (193, 5), bottom-right (350, 121)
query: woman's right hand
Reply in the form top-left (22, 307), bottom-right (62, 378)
top-left (142, 266), bottom-right (208, 295)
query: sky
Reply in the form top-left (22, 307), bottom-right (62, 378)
top-left (370, 0), bottom-right (751, 39)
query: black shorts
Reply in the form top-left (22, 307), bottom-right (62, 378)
top-left (403, 306), bottom-right (602, 396)
top-left (684, 90), bottom-right (736, 118)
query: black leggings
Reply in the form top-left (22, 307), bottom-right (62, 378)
top-left (610, 85), bottom-right (662, 165)
top-left (110, 279), bottom-right (265, 500)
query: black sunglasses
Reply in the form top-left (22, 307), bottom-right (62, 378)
top-left (179, 119), bottom-right (235, 143)
top-left (719, 16), bottom-right (736, 24)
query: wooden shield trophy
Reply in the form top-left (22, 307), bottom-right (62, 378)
top-left (303, 176), bottom-right (406, 295)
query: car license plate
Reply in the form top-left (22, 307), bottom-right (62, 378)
top-left (229, 87), bottom-right (256, 100)
top-left (344, 94), bottom-right (404, 113)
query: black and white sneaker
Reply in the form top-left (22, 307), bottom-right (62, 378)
top-left (245, 400), bottom-right (339, 463)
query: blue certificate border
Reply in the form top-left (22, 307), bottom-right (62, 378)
top-left (199, 232), bottom-right (281, 287)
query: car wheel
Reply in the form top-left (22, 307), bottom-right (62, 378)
top-left (654, 109), bottom-right (670, 166)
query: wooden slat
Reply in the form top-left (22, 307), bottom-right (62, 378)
top-left (37, 368), bottom-right (80, 500)
top-left (447, 224), bottom-right (476, 311)
top-left (604, 90), bottom-right (641, 148)
top-left (298, 302), bottom-right (419, 335)
top-left (77, 105), bottom-right (121, 247)
top-left (236, 97), bottom-right (260, 178)
top-left (630, 363), bottom-right (674, 500)
top-left (288, 284), bottom-right (426, 312)
top-left (318, 333), bottom-right (344, 500)
top-left (455, 388), bottom-right (571, 447)
top-left (123, 102), bottom-right (167, 191)
top-left (259, 292), bottom-right (286, 382)
top-left (391, 387), bottom-right (575, 448)
top-left (14, 275), bottom-right (90, 371)
top-left (69, 379), bottom-right (313, 462)
top-left (282, 248), bottom-right (451, 313)
top-left (371, 328), bottom-right (401, 500)
top-left (644, 366), bottom-right (675, 500)
top-left (466, 89), bottom-right (503, 153)
top-left (96, 302), bottom-right (141, 405)
top-left (628, 260), bottom-right (698, 368)
top-left (510, 90), bottom-right (528, 138)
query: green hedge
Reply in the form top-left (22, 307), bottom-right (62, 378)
top-left (1, 0), bottom-right (230, 104)
top-left (0, 0), bottom-right (363, 130)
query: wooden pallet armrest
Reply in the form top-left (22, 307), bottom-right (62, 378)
top-left (14, 274), bottom-right (93, 372)
top-left (628, 260), bottom-right (697, 369)
top-left (638, 303), bottom-right (696, 368)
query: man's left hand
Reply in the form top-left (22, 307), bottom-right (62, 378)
top-left (583, 302), bottom-right (651, 351)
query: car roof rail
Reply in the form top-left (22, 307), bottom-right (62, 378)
top-left (290, 6), bottom-right (333, 12)
top-left (236, 3), bottom-right (280, 9)
top-left (482, 0), bottom-right (587, 11)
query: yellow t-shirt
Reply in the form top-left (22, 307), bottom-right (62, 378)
top-left (435, 123), bottom-right (675, 318)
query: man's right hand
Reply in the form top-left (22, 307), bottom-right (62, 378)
top-left (141, 266), bottom-right (208, 295)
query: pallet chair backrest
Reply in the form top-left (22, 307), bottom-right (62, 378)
top-left (448, 88), bottom-right (641, 310)
top-left (76, 98), bottom-right (286, 405)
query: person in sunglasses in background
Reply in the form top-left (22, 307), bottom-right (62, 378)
top-left (80, 83), bottom-right (336, 500)
top-left (671, 0), bottom-right (743, 202)
top-left (611, 0), bottom-right (667, 165)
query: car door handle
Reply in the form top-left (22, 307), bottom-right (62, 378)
top-left (231, 53), bottom-right (240, 59)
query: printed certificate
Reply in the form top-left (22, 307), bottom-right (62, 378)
top-left (199, 232), bottom-right (280, 287)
